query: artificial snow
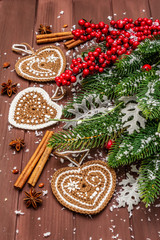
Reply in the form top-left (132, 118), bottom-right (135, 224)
top-left (15, 210), bottom-right (25, 215)
top-left (43, 232), bottom-right (51, 237)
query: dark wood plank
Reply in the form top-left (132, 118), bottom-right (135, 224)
top-left (112, 0), bottom-right (151, 20)
top-left (0, 1), bottom-right (36, 239)
top-left (149, 0), bottom-right (160, 20)
top-left (73, 0), bottom-right (113, 24)
top-left (15, 1), bottom-right (74, 240)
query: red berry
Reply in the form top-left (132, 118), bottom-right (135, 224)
top-left (95, 24), bottom-right (99, 29)
top-left (108, 38), bottom-right (114, 45)
top-left (99, 67), bottom-right (104, 73)
top-left (78, 63), bottom-right (83, 69)
top-left (83, 69), bottom-right (90, 76)
top-left (89, 66), bottom-right (94, 71)
top-left (104, 139), bottom-right (114, 150)
top-left (86, 27), bottom-right (92, 34)
top-left (84, 56), bottom-right (89, 61)
top-left (66, 81), bottom-right (71, 86)
top-left (78, 19), bottom-right (85, 26)
top-left (70, 64), bottom-right (74, 69)
top-left (70, 76), bottom-right (77, 83)
top-left (102, 27), bottom-right (108, 34)
top-left (111, 55), bottom-right (117, 62)
top-left (110, 20), bottom-right (115, 26)
top-left (111, 47), bottom-right (117, 54)
top-left (125, 24), bottom-right (130, 30)
top-left (93, 51), bottom-right (99, 57)
top-left (56, 81), bottom-right (61, 87)
top-left (82, 62), bottom-right (87, 68)
top-left (75, 32), bottom-right (80, 37)
top-left (87, 60), bottom-right (92, 66)
top-left (61, 73), bottom-right (66, 78)
top-left (107, 50), bottom-right (112, 56)
top-left (65, 74), bottom-right (71, 80)
top-left (99, 58), bottom-right (105, 64)
top-left (123, 43), bottom-right (129, 49)
top-left (95, 47), bottom-right (101, 53)
top-left (84, 22), bottom-right (90, 28)
top-left (132, 41), bottom-right (140, 49)
top-left (118, 50), bottom-right (123, 56)
top-left (80, 35), bottom-right (84, 40)
top-left (62, 79), bottom-right (67, 86)
top-left (73, 67), bottom-right (79, 74)
top-left (90, 31), bottom-right (96, 37)
top-left (99, 21), bottom-right (105, 29)
top-left (90, 56), bottom-right (95, 62)
top-left (91, 23), bottom-right (95, 29)
top-left (142, 64), bottom-right (152, 71)
top-left (128, 18), bottom-right (133, 23)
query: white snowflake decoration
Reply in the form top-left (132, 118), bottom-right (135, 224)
top-left (63, 95), bottom-right (113, 129)
top-left (64, 179), bottom-right (80, 192)
top-left (114, 165), bottom-right (141, 217)
top-left (46, 54), bottom-right (59, 63)
top-left (120, 96), bottom-right (146, 134)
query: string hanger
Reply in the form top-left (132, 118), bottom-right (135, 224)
top-left (12, 43), bottom-right (34, 55)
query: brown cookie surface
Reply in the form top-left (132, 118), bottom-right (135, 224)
top-left (15, 45), bottom-right (66, 82)
top-left (51, 160), bottom-right (116, 215)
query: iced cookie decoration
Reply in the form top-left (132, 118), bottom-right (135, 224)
top-left (51, 160), bottom-right (116, 214)
top-left (12, 43), bottom-right (66, 82)
top-left (8, 87), bottom-right (62, 130)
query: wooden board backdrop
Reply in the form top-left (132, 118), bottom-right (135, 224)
top-left (0, 0), bottom-right (160, 239)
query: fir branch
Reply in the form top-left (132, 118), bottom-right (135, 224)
top-left (137, 74), bottom-right (160, 120)
top-left (63, 68), bottom-right (120, 118)
top-left (108, 123), bottom-right (160, 168)
top-left (49, 107), bottom-right (123, 151)
top-left (115, 69), bottom-right (156, 97)
top-left (138, 38), bottom-right (160, 55)
top-left (115, 51), bottom-right (143, 76)
top-left (138, 154), bottom-right (160, 207)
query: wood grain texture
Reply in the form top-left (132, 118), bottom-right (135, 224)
top-left (0, 0), bottom-right (160, 240)
top-left (112, 0), bottom-right (151, 20)
top-left (0, 1), bottom-right (36, 240)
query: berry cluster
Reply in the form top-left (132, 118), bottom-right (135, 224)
top-left (73, 19), bottom-right (109, 42)
top-left (55, 17), bottom-right (160, 87)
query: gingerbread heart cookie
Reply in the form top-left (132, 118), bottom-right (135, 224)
top-left (8, 87), bottom-right (62, 130)
top-left (51, 160), bottom-right (116, 214)
top-left (13, 44), bottom-right (66, 82)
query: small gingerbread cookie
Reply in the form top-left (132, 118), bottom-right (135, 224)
top-left (12, 43), bottom-right (66, 82)
top-left (8, 87), bottom-right (62, 130)
top-left (51, 160), bottom-right (116, 215)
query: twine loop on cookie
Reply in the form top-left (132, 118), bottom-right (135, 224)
top-left (12, 43), bottom-right (34, 55)
top-left (54, 149), bottom-right (90, 167)
top-left (51, 86), bottom-right (66, 101)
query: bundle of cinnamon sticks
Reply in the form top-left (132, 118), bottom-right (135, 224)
top-left (36, 31), bottom-right (73, 44)
top-left (36, 31), bottom-right (84, 49)
top-left (14, 131), bottom-right (54, 189)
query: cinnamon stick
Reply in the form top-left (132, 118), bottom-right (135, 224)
top-left (37, 35), bottom-right (74, 44)
top-left (28, 139), bottom-right (53, 187)
top-left (14, 131), bottom-right (53, 189)
top-left (36, 31), bottom-right (72, 40)
top-left (65, 39), bottom-right (84, 49)
top-left (64, 39), bottom-right (75, 46)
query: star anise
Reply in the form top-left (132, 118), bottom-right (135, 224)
top-left (38, 24), bottom-right (52, 34)
top-left (9, 138), bottom-right (25, 152)
top-left (24, 188), bottom-right (42, 209)
top-left (1, 79), bottom-right (17, 97)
